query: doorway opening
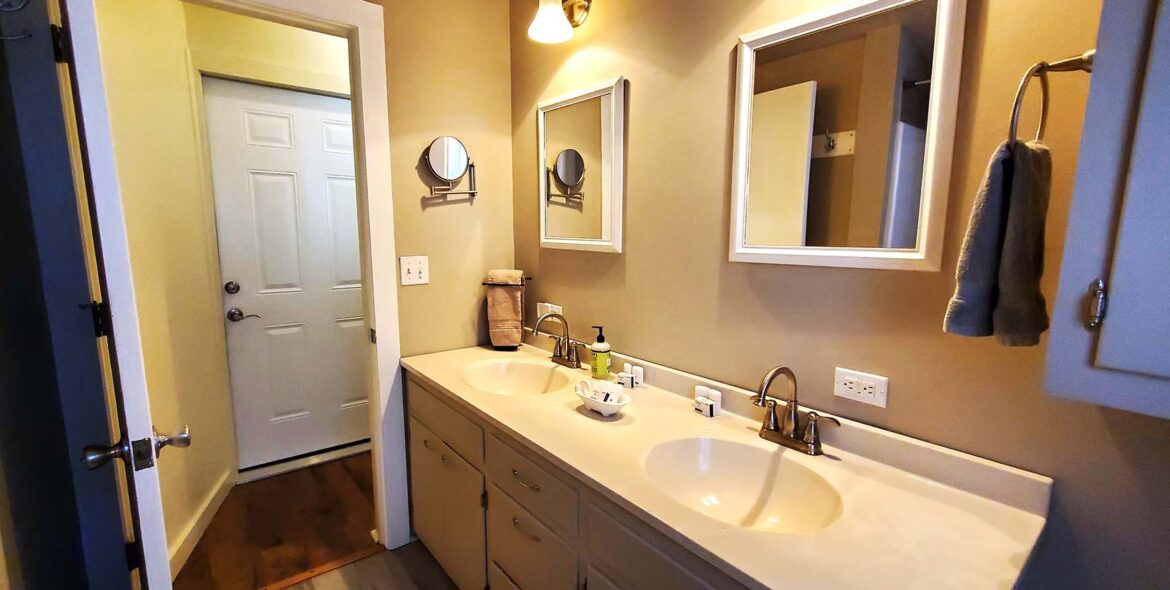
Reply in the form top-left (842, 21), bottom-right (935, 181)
top-left (75, 0), bottom-right (419, 585)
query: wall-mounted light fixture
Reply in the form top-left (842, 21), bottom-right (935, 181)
top-left (527, 0), bottom-right (591, 44)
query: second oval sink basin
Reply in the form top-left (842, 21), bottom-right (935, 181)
top-left (644, 437), bottom-right (842, 535)
top-left (462, 359), bottom-right (572, 396)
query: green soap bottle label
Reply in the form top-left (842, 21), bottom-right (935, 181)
top-left (592, 351), bottom-right (610, 379)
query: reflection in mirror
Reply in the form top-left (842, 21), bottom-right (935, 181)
top-left (750, 0), bottom-right (935, 249)
top-left (545, 97), bottom-right (602, 238)
top-left (731, 0), bottom-right (961, 270)
top-left (554, 149), bottom-right (586, 187)
top-left (538, 77), bottom-right (625, 253)
top-left (426, 136), bottom-right (470, 182)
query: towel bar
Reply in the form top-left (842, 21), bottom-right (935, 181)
top-left (1008, 49), bottom-right (1095, 146)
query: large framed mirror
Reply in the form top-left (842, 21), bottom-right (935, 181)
top-left (730, 0), bottom-right (964, 270)
top-left (538, 77), bottom-right (626, 253)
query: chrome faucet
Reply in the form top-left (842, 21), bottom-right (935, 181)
top-left (533, 312), bottom-right (580, 369)
top-left (751, 366), bottom-right (840, 456)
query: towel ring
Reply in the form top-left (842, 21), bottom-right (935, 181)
top-left (1008, 64), bottom-right (1051, 146)
top-left (1007, 49), bottom-right (1095, 147)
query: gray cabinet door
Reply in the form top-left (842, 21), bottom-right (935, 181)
top-left (1046, 0), bottom-right (1170, 417)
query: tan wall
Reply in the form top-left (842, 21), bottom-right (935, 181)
top-left (509, 0), bottom-right (1170, 586)
top-left (95, 0), bottom-right (238, 559)
top-left (545, 97), bottom-right (603, 239)
top-left (365, 0), bottom-right (515, 356)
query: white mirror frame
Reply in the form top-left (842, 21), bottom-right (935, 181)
top-left (729, 0), bottom-right (965, 271)
top-left (538, 77), bottom-right (626, 253)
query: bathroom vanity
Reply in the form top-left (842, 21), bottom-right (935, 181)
top-left (401, 345), bottom-right (1051, 589)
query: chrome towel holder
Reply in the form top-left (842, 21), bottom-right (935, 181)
top-left (1008, 49), bottom-right (1096, 146)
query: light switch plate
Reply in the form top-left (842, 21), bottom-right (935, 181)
top-left (399, 256), bottom-right (429, 285)
top-left (834, 367), bottom-right (889, 408)
top-left (536, 302), bottom-right (563, 316)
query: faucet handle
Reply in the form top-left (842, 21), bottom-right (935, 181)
top-left (763, 399), bottom-right (781, 432)
top-left (566, 341), bottom-right (581, 366)
top-left (801, 411), bottom-right (840, 454)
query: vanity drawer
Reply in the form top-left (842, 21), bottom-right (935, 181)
top-left (407, 377), bottom-right (484, 466)
top-left (487, 483), bottom-right (576, 590)
top-left (488, 560), bottom-right (522, 590)
top-left (584, 501), bottom-right (738, 590)
top-left (486, 434), bottom-right (578, 536)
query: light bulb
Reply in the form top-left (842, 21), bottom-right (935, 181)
top-left (527, 0), bottom-right (572, 44)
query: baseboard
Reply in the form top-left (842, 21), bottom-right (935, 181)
top-left (168, 468), bottom-right (234, 578)
top-left (236, 441), bottom-right (371, 484)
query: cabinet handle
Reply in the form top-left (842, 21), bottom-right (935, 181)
top-left (511, 469), bottom-right (542, 492)
top-left (511, 517), bottom-right (541, 543)
top-left (422, 438), bottom-right (434, 451)
top-left (441, 453), bottom-right (448, 464)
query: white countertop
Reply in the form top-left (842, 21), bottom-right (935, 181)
top-left (402, 345), bottom-right (1050, 589)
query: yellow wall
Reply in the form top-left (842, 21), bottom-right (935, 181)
top-left (367, 0), bottom-right (516, 356)
top-left (509, 0), bottom-right (1170, 586)
top-left (183, 3), bottom-right (350, 96)
top-left (95, 0), bottom-right (237, 563)
top-left (545, 97), bottom-right (603, 239)
top-left (95, 0), bottom-right (351, 569)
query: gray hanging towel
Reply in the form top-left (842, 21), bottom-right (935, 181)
top-left (993, 141), bottom-right (1052, 346)
top-left (944, 141), bottom-right (1012, 337)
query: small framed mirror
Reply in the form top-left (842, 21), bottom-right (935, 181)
top-left (729, 0), bottom-right (964, 270)
top-left (538, 77), bottom-right (626, 254)
top-left (426, 136), bottom-right (470, 182)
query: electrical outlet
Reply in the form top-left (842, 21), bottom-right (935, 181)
top-left (834, 367), bottom-right (889, 408)
top-left (536, 302), bottom-right (563, 316)
top-left (399, 256), bottom-right (429, 285)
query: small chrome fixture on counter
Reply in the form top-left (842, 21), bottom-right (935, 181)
top-left (533, 312), bottom-right (581, 369)
top-left (1008, 49), bottom-right (1096, 146)
top-left (423, 136), bottom-right (477, 199)
top-left (751, 366), bottom-right (839, 456)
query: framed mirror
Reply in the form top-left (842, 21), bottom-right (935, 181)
top-left (729, 0), bottom-right (964, 270)
top-left (538, 77), bottom-right (626, 253)
top-left (426, 136), bottom-right (470, 182)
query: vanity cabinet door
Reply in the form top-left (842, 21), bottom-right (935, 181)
top-left (409, 417), bottom-right (486, 590)
top-left (440, 449), bottom-right (486, 590)
top-left (408, 418), bottom-right (445, 555)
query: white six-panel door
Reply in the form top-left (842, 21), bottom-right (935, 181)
top-left (203, 77), bottom-right (368, 469)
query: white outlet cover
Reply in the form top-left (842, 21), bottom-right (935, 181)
top-left (834, 367), bottom-right (889, 408)
top-left (399, 256), bottom-right (429, 285)
top-left (536, 302), bottom-right (563, 316)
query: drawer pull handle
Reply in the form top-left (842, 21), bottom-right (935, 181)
top-left (511, 469), bottom-right (541, 491)
top-left (512, 517), bottom-right (541, 543)
top-left (441, 453), bottom-right (448, 464)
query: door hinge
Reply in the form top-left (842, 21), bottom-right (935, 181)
top-left (1086, 278), bottom-right (1108, 330)
top-left (124, 541), bottom-right (141, 571)
top-left (80, 300), bottom-right (110, 337)
top-left (369, 328), bottom-right (377, 343)
top-left (480, 490), bottom-right (488, 509)
top-left (50, 24), bottom-right (71, 64)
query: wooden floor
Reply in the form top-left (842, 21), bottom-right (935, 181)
top-left (175, 452), bottom-right (388, 589)
top-left (284, 542), bottom-right (455, 590)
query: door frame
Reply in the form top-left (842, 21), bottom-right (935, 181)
top-left (63, 0), bottom-right (407, 585)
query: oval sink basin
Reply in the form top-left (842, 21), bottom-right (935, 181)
top-left (644, 437), bottom-right (842, 535)
top-left (462, 359), bottom-right (572, 396)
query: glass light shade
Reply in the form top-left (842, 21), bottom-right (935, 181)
top-left (528, 0), bottom-right (573, 44)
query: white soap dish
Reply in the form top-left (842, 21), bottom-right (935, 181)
top-left (576, 390), bottom-right (630, 416)
top-left (575, 382), bottom-right (630, 417)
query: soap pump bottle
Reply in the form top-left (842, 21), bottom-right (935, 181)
top-left (589, 325), bottom-right (611, 380)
